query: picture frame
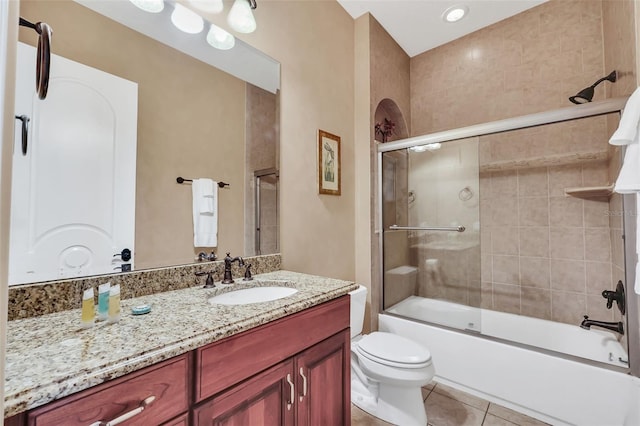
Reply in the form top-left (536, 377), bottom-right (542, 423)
top-left (318, 130), bottom-right (341, 195)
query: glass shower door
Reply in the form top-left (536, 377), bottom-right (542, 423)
top-left (382, 138), bottom-right (482, 332)
top-left (255, 169), bottom-right (279, 255)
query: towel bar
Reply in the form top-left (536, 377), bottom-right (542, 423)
top-left (176, 177), bottom-right (229, 188)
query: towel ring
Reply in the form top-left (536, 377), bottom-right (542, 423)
top-left (19, 18), bottom-right (52, 100)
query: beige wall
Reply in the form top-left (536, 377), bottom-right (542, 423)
top-left (367, 14), bottom-right (412, 327)
top-left (354, 13), bottom-right (372, 330)
top-left (226, 1), bottom-right (356, 280)
top-left (19, 0), bottom-right (246, 271)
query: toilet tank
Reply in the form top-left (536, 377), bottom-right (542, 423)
top-left (349, 285), bottom-right (367, 338)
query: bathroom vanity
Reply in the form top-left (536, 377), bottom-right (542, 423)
top-left (3, 270), bottom-right (357, 425)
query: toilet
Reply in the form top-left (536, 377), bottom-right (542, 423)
top-left (350, 285), bottom-right (434, 426)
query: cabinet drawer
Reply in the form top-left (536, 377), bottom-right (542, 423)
top-left (28, 354), bottom-right (190, 426)
top-left (195, 295), bottom-right (349, 402)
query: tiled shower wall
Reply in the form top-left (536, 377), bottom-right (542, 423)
top-left (407, 0), bottom-right (634, 324)
top-left (478, 116), bottom-right (619, 324)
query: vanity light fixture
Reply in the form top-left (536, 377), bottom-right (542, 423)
top-left (188, 0), bottom-right (224, 14)
top-left (129, 0), bottom-right (165, 13)
top-left (207, 23), bottom-right (235, 50)
top-left (443, 5), bottom-right (468, 23)
top-left (228, 0), bottom-right (257, 34)
top-left (171, 3), bottom-right (205, 34)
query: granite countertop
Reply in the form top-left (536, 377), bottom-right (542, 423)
top-left (4, 270), bottom-right (358, 418)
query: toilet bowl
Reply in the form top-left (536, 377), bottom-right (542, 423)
top-left (349, 285), bottom-right (434, 426)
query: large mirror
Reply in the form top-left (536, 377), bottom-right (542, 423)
top-left (10, 0), bottom-right (279, 285)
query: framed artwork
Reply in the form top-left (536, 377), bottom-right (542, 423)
top-left (318, 130), bottom-right (341, 195)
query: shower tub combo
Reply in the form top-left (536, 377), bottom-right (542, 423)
top-left (377, 97), bottom-right (640, 426)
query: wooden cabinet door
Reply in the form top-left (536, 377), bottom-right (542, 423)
top-left (193, 359), bottom-right (295, 426)
top-left (295, 330), bottom-right (351, 426)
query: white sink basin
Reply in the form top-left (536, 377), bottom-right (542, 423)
top-left (208, 286), bottom-right (298, 305)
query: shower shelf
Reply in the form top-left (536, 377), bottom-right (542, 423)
top-left (564, 184), bottom-right (614, 199)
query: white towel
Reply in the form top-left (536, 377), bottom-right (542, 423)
top-left (197, 179), bottom-right (215, 213)
top-left (610, 89), bottom-right (640, 295)
top-left (610, 86), bottom-right (640, 145)
top-left (192, 179), bottom-right (218, 247)
top-left (614, 142), bottom-right (640, 193)
top-left (636, 194), bottom-right (640, 295)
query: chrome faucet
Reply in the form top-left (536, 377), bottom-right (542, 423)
top-left (222, 252), bottom-right (244, 284)
top-left (580, 315), bottom-right (624, 335)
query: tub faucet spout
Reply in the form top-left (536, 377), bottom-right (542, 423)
top-left (580, 315), bottom-right (624, 335)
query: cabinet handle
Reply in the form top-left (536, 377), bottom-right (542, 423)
top-left (286, 373), bottom-right (295, 411)
top-left (89, 395), bottom-right (156, 426)
top-left (299, 367), bottom-right (308, 402)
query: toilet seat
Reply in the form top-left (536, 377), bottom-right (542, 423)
top-left (356, 332), bottom-right (432, 369)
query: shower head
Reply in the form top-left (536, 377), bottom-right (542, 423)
top-left (569, 70), bottom-right (617, 104)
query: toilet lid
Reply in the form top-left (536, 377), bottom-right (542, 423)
top-left (357, 332), bottom-right (431, 367)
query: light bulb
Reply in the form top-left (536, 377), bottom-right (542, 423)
top-left (129, 0), bottom-right (164, 13)
top-left (207, 24), bottom-right (235, 50)
top-left (443, 5), bottom-right (468, 23)
top-left (171, 3), bottom-right (205, 34)
top-left (227, 0), bottom-right (256, 34)
top-left (188, 0), bottom-right (223, 14)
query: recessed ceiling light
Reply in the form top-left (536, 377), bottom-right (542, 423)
top-left (443, 5), bottom-right (468, 23)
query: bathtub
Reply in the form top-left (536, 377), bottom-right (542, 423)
top-left (382, 296), bottom-right (639, 425)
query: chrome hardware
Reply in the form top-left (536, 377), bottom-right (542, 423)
top-left (286, 373), bottom-right (295, 410)
top-left (580, 315), bottom-right (624, 335)
top-left (196, 271), bottom-right (215, 288)
top-left (196, 251), bottom-right (217, 262)
top-left (602, 280), bottom-right (625, 315)
top-left (243, 263), bottom-right (253, 281)
top-left (113, 248), bottom-right (132, 262)
top-left (113, 264), bottom-right (131, 272)
top-left (90, 395), bottom-right (155, 426)
top-left (389, 224), bottom-right (465, 232)
top-left (222, 252), bottom-right (244, 284)
top-left (15, 115), bottom-right (29, 155)
top-left (299, 368), bottom-right (307, 401)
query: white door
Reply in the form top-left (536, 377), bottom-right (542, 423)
top-left (9, 42), bottom-right (137, 285)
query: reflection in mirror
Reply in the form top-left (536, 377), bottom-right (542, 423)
top-left (10, 0), bottom-right (280, 285)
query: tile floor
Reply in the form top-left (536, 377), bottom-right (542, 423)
top-left (351, 381), bottom-right (549, 426)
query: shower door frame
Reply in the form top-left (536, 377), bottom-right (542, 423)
top-left (376, 96), bottom-right (640, 376)
top-left (254, 167), bottom-right (279, 256)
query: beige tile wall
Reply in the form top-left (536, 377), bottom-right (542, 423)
top-left (479, 149), bottom-right (617, 323)
top-left (411, 0), bottom-right (606, 135)
top-left (409, 0), bottom-right (633, 325)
